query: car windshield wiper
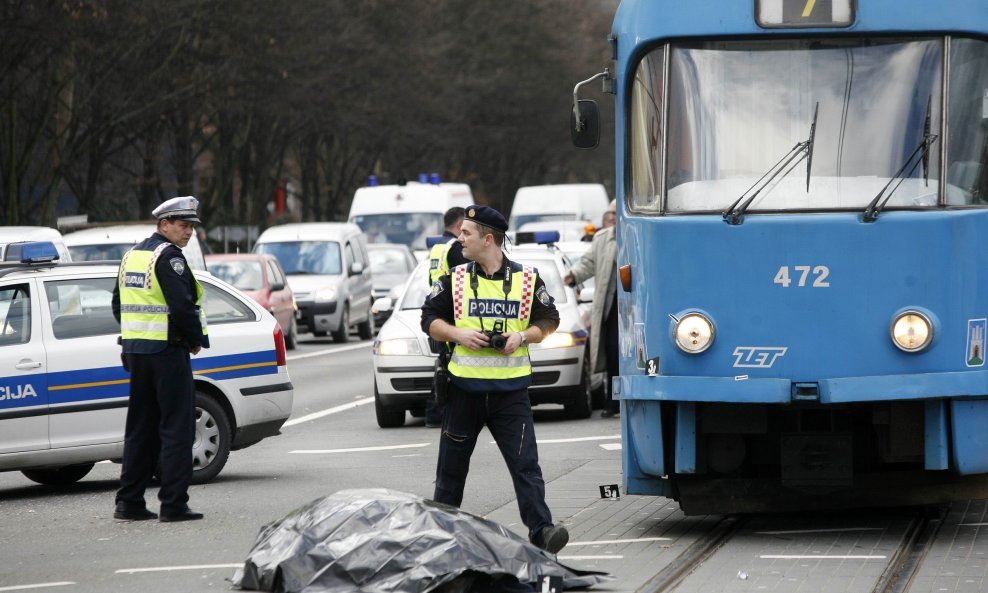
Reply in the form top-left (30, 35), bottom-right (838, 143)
top-left (723, 103), bottom-right (819, 225)
top-left (863, 97), bottom-right (938, 223)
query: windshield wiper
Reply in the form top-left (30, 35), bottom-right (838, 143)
top-left (863, 97), bottom-right (938, 223)
top-left (723, 102), bottom-right (819, 225)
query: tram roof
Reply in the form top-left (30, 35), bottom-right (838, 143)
top-left (613, 0), bottom-right (988, 66)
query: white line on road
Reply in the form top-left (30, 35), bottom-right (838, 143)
top-left (760, 555), bottom-right (887, 560)
top-left (115, 564), bottom-right (241, 574)
top-left (599, 443), bottom-right (622, 451)
top-left (0, 584), bottom-right (75, 592)
top-left (557, 555), bottom-right (624, 560)
top-left (960, 522), bottom-right (988, 526)
top-left (286, 342), bottom-right (371, 361)
top-left (568, 536), bottom-right (671, 545)
top-left (756, 527), bottom-right (884, 535)
top-left (283, 397), bottom-right (374, 427)
top-left (291, 443), bottom-right (431, 454)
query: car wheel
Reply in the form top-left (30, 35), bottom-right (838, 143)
top-left (284, 318), bottom-right (298, 350)
top-left (191, 392), bottom-right (231, 484)
top-left (332, 305), bottom-right (350, 343)
top-left (357, 304), bottom-right (374, 340)
top-left (564, 351), bottom-right (593, 419)
top-left (374, 383), bottom-right (405, 428)
top-left (21, 463), bottom-right (95, 486)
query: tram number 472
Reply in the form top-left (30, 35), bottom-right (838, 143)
top-left (774, 265), bottom-right (830, 288)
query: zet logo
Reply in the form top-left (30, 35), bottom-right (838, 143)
top-left (732, 346), bottom-right (788, 368)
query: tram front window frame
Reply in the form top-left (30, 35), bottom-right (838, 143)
top-left (627, 36), bottom-right (988, 215)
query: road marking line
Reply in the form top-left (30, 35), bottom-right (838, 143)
top-left (115, 564), bottom-right (241, 574)
top-left (283, 397), bottom-right (374, 427)
top-left (757, 527), bottom-right (884, 535)
top-left (599, 443), bottom-right (622, 451)
top-left (960, 522), bottom-right (988, 526)
top-left (291, 443), bottom-right (430, 454)
top-left (0, 584), bottom-right (75, 592)
top-left (490, 435), bottom-right (619, 445)
top-left (557, 555), bottom-right (624, 560)
top-left (568, 536), bottom-right (671, 545)
top-left (287, 342), bottom-right (371, 361)
top-left (760, 555), bottom-right (887, 560)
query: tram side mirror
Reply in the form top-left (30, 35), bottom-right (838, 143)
top-left (571, 100), bottom-right (600, 149)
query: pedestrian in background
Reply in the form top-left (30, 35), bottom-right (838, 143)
top-left (564, 200), bottom-right (619, 417)
top-left (424, 207), bottom-right (469, 427)
top-left (421, 205), bottom-right (569, 554)
top-left (112, 196), bottom-right (210, 522)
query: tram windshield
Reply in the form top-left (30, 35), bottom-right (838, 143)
top-left (628, 37), bottom-right (988, 213)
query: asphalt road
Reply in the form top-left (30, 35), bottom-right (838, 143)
top-left (0, 334), bottom-right (620, 593)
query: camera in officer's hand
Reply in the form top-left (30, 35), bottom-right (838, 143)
top-left (484, 319), bottom-right (508, 351)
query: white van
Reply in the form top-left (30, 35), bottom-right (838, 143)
top-left (62, 224), bottom-right (206, 270)
top-left (347, 181), bottom-right (473, 255)
top-left (508, 184), bottom-right (610, 231)
top-left (0, 227), bottom-right (72, 262)
top-left (254, 223), bottom-right (374, 342)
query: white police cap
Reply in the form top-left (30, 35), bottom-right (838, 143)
top-left (152, 196), bottom-right (201, 223)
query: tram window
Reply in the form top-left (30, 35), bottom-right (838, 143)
top-left (946, 38), bottom-right (988, 205)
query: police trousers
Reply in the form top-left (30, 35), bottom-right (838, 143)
top-left (433, 383), bottom-right (552, 540)
top-left (116, 345), bottom-right (195, 511)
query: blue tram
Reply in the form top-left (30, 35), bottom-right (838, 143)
top-left (573, 0), bottom-right (988, 513)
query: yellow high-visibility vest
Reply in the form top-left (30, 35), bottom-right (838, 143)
top-left (428, 238), bottom-right (457, 284)
top-left (447, 261), bottom-right (537, 392)
top-left (119, 243), bottom-right (205, 352)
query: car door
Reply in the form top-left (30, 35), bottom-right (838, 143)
top-left (0, 280), bottom-right (49, 454)
top-left (265, 258), bottom-right (292, 330)
top-left (348, 237), bottom-right (373, 319)
top-left (42, 274), bottom-right (128, 448)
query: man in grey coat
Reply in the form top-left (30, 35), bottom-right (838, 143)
top-left (564, 200), bottom-right (619, 417)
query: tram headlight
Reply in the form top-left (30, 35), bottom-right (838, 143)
top-left (891, 311), bottom-right (933, 353)
top-left (674, 312), bottom-right (715, 354)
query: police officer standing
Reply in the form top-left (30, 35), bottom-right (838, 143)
top-left (424, 206), bottom-right (469, 427)
top-left (421, 205), bottom-right (569, 554)
top-left (111, 196), bottom-right (210, 522)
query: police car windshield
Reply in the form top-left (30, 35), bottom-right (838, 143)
top-left (255, 241), bottom-right (342, 275)
top-left (352, 213), bottom-right (443, 251)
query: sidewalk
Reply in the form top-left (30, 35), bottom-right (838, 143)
top-left (485, 459), bottom-right (707, 593)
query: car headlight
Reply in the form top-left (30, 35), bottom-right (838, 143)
top-left (375, 338), bottom-right (423, 356)
top-left (539, 332), bottom-right (576, 349)
top-left (891, 311), bottom-right (933, 352)
top-left (673, 312), bottom-right (715, 354)
top-left (314, 287), bottom-right (337, 302)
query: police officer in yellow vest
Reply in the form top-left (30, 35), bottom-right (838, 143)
top-left (421, 205), bottom-right (569, 554)
top-left (424, 207), bottom-right (468, 427)
top-left (111, 196), bottom-right (210, 522)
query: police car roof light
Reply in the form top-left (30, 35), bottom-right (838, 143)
top-left (429, 173), bottom-right (441, 185)
top-left (515, 231), bottom-right (561, 245)
top-left (6, 241), bottom-right (60, 264)
top-left (425, 235), bottom-right (447, 249)
top-left (418, 173), bottom-right (429, 183)
top-left (368, 175), bottom-right (378, 187)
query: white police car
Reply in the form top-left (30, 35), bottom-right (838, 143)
top-left (371, 232), bottom-right (604, 427)
top-left (0, 242), bottom-right (294, 485)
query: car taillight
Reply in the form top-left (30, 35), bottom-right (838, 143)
top-left (274, 326), bottom-right (287, 366)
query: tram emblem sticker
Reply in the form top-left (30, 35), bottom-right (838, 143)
top-left (966, 319), bottom-right (986, 367)
top-left (732, 346), bottom-right (788, 368)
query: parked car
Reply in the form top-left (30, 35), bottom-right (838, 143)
top-left (366, 243), bottom-right (418, 328)
top-left (0, 242), bottom-right (294, 485)
top-left (205, 253), bottom-right (298, 349)
top-left (254, 223), bottom-right (374, 342)
top-left (62, 223), bottom-right (206, 270)
top-left (371, 241), bottom-right (605, 427)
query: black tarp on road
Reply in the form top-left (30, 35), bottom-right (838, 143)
top-left (232, 488), bottom-right (612, 593)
